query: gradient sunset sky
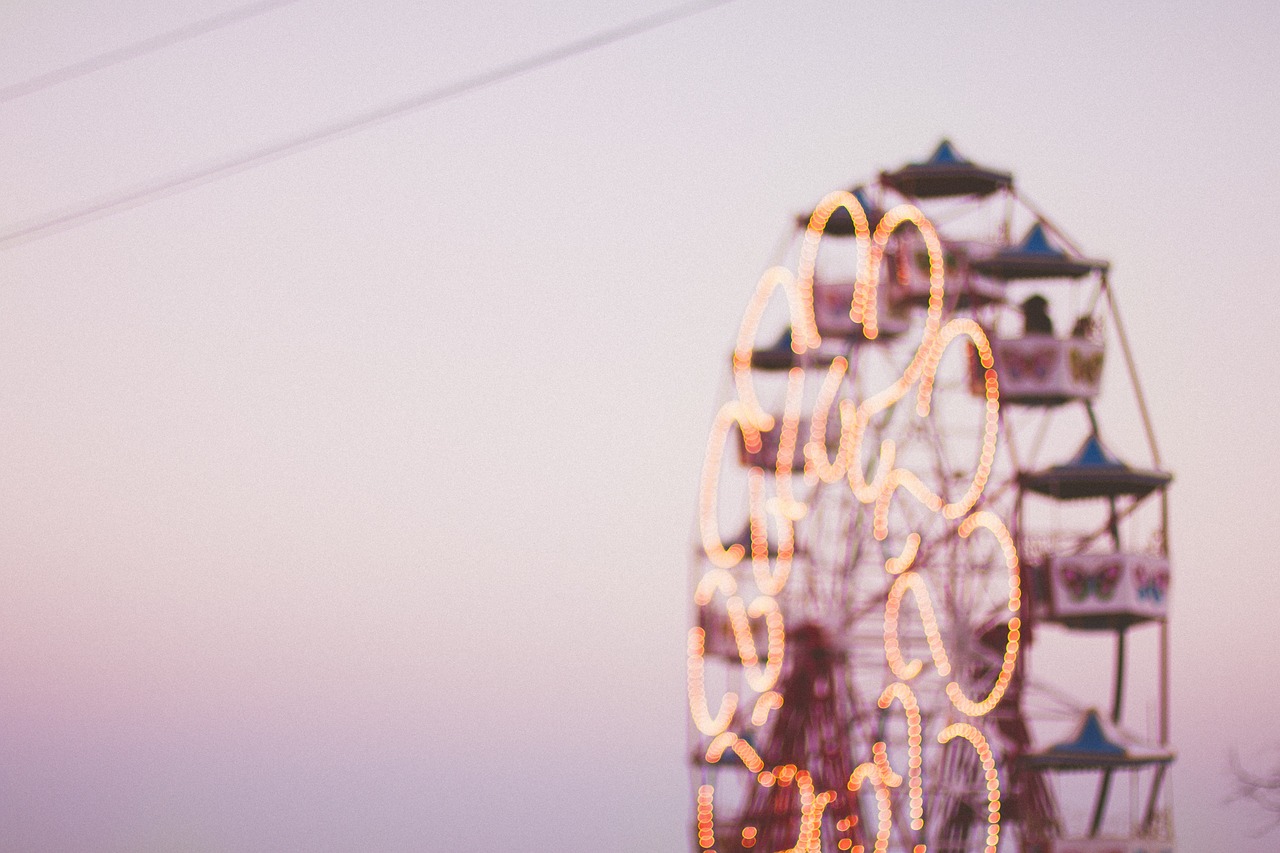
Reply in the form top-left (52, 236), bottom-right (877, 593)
top-left (1, 1), bottom-right (1277, 850)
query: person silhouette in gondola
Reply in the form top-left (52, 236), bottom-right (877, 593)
top-left (1021, 294), bottom-right (1053, 336)
top-left (1071, 314), bottom-right (1097, 339)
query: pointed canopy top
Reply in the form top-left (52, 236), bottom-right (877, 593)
top-left (972, 221), bottom-right (1107, 280)
top-left (1049, 709), bottom-right (1126, 756)
top-left (1024, 708), bottom-right (1174, 771)
top-left (1020, 433), bottom-right (1171, 501)
top-left (926, 138), bottom-right (964, 165)
top-left (1018, 223), bottom-right (1059, 255)
top-left (1070, 434), bottom-right (1124, 468)
top-left (880, 139), bottom-right (1012, 199)
top-left (731, 522), bottom-right (780, 556)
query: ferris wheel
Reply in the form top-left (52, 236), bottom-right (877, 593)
top-left (686, 141), bottom-right (1175, 853)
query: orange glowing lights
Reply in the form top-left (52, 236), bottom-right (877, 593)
top-left (698, 402), bottom-right (752, 569)
top-left (884, 572), bottom-right (952, 681)
top-left (938, 724), bottom-right (1002, 853)
top-left (750, 690), bottom-right (783, 727)
top-left (805, 356), bottom-right (854, 484)
top-left (687, 626), bottom-right (736, 736)
top-left (702, 730), bottom-right (766, 775)
top-left (746, 469), bottom-right (795, 596)
top-left (696, 784), bottom-right (716, 850)
top-left (947, 512), bottom-right (1023, 716)
top-left (796, 191), bottom-right (871, 350)
top-left (847, 763), bottom-right (895, 853)
top-left (732, 266), bottom-right (802, 421)
top-left (878, 683), bottom-right (925, 830)
top-left (791, 768), bottom-right (836, 853)
top-left (690, 193), bottom-right (1024, 853)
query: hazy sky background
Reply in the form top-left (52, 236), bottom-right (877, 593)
top-left (0, 1), bottom-right (1277, 850)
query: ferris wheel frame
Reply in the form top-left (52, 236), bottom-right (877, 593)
top-left (686, 143), bottom-right (1174, 853)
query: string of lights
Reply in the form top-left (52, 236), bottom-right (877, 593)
top-left (689, 195), bottom-right (1023, 851)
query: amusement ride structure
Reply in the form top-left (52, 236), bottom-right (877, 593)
top-left (686, 142), bottom-right (1174, 853)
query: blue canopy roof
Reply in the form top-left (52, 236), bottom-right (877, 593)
top-left (880, 140), bottom-right (1012, 199)
top-left (1067, 435), bottom-right (1125, 469)
top-left (925, 138), bottom-right (965, 166)
top-left (1049, 709), bottom-right (1126, 756)
top-left (972, 222), bottom-right (1105, 280)
top-left (1017, 223), bottom-right (1060, 256)
top-left (1024, 708), bottom-right (1173, 770)
top-left (1021, 433), bottom-right (1172, 500)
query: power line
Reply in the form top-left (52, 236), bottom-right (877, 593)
top-left (0, 0), bottom-right (302, 104)
top-left (0, 0), bottom-right (738, 249)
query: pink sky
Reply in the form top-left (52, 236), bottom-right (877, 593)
top-left (0, 1), bottom-right (1277, 850)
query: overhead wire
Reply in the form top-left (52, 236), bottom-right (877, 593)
top-left (0, 0), bottom-right (740, 249)
top-left (0, 0), bottom-right (302, 104)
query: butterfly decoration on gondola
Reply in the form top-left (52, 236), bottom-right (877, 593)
top-left (1069, 348), bottom-right (1105, 384)
top-left (1060, 561), bottom-right (1122, 602)
top-left (1000, 347), bottom-right (1056, 382)
top-left (1134, 565), bottom-right (1170, 603)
